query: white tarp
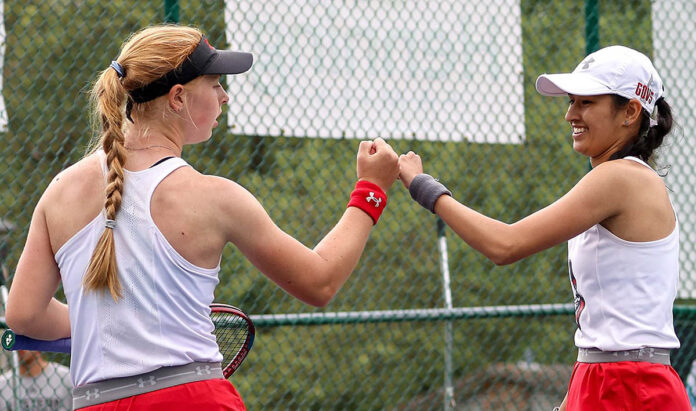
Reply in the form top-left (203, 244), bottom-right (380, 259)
top-left (652, 0), bottom-right (696, 299)
top-left (224, 0), bottom-right (525, 143)
top-left (0, 1), bottom-right (8, 132)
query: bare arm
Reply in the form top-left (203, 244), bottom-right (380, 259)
top-left (399, 152), bottom-right (626, 265)
top-left (558, 392), bottom-right (568, 411)
top-left (6, 201), bottom-right (70, 339)
top-left (221, 138), bottom-right (399, 306)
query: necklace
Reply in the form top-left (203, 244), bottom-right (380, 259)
top-left (124, 145), bottom-right (179, 154)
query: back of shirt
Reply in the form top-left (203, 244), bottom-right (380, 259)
top-left (56, 153), bottom-right (222, 387)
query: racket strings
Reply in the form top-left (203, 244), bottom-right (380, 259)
top-left (212, 312), bottom-right (250, 371)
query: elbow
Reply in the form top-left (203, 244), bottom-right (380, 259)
top-left (301, 266), bottom-right (347, 307)
top-left (281, 270), bottom-right (339, 307)
top-left (302, 297), bottom-right (332, 308)
top-left (298, 278), bottom-right (339, 307)
top-left (490, 255), bottom-right (519, 266)
top-left (5, 308), bottom-right (35, 336)
top-left (487, 242), bottom-right (524, 266)
top-left (305, 286), bottom-right (336, 308)
top-left (307, 298), bottom-right (331, 308)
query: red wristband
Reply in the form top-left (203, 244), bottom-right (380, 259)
top-left (347, 180), bottom-right (387, 225)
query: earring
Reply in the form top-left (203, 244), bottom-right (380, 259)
top-left (624, 120), bottom-right (629, 126)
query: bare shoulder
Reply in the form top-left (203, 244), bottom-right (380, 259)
top-left (159, 167), bottom-right (255, 202)
top-left (54, 152), bottom-right (103, 181)
top-left (198, 173), bottom-right (262, 213)
top-left (589, 158), bottom-right (664, 190)
top-left (41, 153), bottom-right (104, 207)
top-left (559, 159), bottom-right (665, 222)
top-left (156, 167), bottom-right (264, 220)
top-left (589, 158), bottom-right (672, 240)
top-left (579, 159), bottom-right (658, 191)
top-left (153, 168), bottom-right (269, 250)
top-left (595, 157), bottom-right (652, 171)
top-left (37, 153), bottom-right (106, 252)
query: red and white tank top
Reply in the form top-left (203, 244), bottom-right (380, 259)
top-left (567, 156), bottom-right (680, 351)
top-left (56, 152), bottom-right (222, 387)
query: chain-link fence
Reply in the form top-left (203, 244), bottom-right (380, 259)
top-left (0, 0), bottom-right (694, 409)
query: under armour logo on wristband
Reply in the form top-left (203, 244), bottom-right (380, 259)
top-left (85, 389), bottom-right (100, 400)
top-left (347, 181), bottom-right (388, 224)
top-left (366, 192), bottom-right (382, 207)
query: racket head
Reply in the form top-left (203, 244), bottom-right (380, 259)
top-left (210, 303), bottom-right (255, 378)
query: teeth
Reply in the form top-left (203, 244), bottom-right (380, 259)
top-left (573, 127), bottom-right (587, 133)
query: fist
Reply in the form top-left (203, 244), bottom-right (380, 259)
top-left (356, 138), bottom-right (400, 192)
top-left (398, 151), bottom-right (424, 189)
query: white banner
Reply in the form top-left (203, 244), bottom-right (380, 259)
top-left (652, 0), bottom-right (696, 298)
top-left (0, 0), bottom-right (8, 132)
top-left (224, 0), bottom-right (525, 143)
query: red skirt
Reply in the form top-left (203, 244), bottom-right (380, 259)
top-left (567, 361), bottom-right (690, 411)
top-left (77, 379), bottom-right (245, 410)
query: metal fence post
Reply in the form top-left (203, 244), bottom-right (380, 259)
top-left (0, 219), bottom-right (19, 411)
top-left (585, 0), bottom-right (600, 171)
top-left (585, 0), bottom-right (600, 54)
top-left (164, 0), bottom-right (179, 23)
top-left (437, 218), bottom-right (455, 410)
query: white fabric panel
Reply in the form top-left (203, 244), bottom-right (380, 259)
top-left (224, 0), bottom-right (525, 143)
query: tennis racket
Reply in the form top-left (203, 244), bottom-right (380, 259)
top-left (1, 303), bottom-right (255, 378)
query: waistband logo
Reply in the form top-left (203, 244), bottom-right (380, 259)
top-left (137, 375), bottom-right (157, 388)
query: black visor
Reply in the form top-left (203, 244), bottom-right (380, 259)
top-left (129, 36), bottom-right (253, 104)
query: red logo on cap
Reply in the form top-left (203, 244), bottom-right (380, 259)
top-left (204, 38), bottom-right (214, 50)
top-left (635, 82), bottom-right (654, 104)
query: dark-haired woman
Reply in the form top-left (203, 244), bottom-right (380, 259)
top-left (399, 45), bottom-right (690, 410)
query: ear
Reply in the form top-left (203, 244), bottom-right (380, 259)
top-left (167, 85), bottom-right (186, 112)
top-left (623, 99), bottom-right (643, 126)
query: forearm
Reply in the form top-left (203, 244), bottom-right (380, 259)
top-left (312, 206), bottom-right (374, 295)
top-left (263, 207), bottom-right (374, 307)
top-left (557, 391), bottom-right (568, 411)
top-left (435, 195), bottom-right (519, 265)
top-left (244, 207), bottom-right (374, 307)
top-left (6, 297), bottom-right (70, 340)
top-left (404, 171), bottom-right (521, 265)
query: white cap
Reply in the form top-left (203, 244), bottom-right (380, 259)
top-left (536, 45), bottom-right (663, 114)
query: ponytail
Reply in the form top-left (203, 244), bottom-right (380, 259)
top-left (610, 96), bottom-right (674, 165)
top-left (83, 66), bottom-right (128, 301)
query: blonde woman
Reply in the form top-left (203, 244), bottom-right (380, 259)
top-left (6, 25), bottom-right (399, 410)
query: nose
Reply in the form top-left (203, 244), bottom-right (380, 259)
top-left (220, 87), bottom-right (229, 105)
top-left (565, 101), bottom-right (578, 122)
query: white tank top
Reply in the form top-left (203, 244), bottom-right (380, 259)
top-left (567, 156), bottom-right (680, 351)
top-left (56, 152), bottom-right (222, 387)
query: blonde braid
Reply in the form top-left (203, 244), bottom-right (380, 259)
top-left (83, 68), bottom-right (127, 301)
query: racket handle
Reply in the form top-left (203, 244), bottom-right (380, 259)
top-left (2, 329), bottom-right (71, 353)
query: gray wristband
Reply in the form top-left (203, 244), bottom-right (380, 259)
top-left (408, 174), bottom-right (452, 213)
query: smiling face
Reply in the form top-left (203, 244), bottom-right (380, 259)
top-left (565, 94), bottom-right (638, 166)
top-left (180, 75), bottom-right (230, 144)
